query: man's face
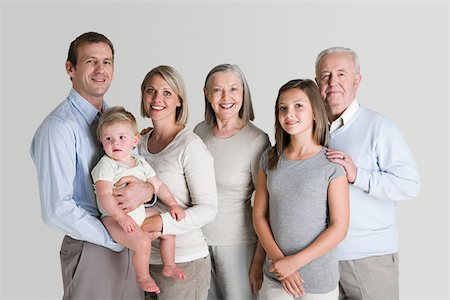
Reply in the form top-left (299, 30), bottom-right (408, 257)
top-left (316, 52), bottom-right (361, 119)
top-left (66, 42), bottom-right (114, 105)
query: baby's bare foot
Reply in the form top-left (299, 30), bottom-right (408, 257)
top-left (137, 276), bottom-right (160, 293)
top-left (162, 265), bottom-right (187, 280)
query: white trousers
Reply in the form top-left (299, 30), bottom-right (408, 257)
top-left (259, 274), bottom-right (338, 300)
top-left (208, 243), bottom-right (257, 300)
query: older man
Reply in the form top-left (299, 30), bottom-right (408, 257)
top-left (315, 47), bottom-right (421, 300)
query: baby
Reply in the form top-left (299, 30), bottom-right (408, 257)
top-left (91, 106), bottom-right (187, 293)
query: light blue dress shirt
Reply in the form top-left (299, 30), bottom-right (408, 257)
top-left (30, 89), bottom-right (122, 251)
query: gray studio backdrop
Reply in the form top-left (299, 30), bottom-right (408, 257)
top-left (1, 1), bottom-right (448, 299)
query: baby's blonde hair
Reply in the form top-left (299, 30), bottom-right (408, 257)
top-left (97, 106), bottom-right (139, 141)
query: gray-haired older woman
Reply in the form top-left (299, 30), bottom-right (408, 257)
top-left (194, 64), bottom-right (271, 299)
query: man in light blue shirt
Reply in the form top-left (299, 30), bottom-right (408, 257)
top-left (315, 47), bottom-right (421, 300)
top-left (30, 32), bottom-right (158, 300)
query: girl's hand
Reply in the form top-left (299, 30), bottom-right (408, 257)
top-left (269, 255), bottom-right (300, 281)
top-left (281, 272), bottom-right (305, 298)
top-left (249, 258), bottom-right (264, 293)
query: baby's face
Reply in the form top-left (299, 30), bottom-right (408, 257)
top-left (100, 122), bottom-right (139, 163)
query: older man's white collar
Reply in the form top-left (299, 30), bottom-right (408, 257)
top-left (329, 99), bottom-right (359, 133)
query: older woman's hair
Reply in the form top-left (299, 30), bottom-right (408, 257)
top-left (97, 106), bottom-right (138, 141)
top-left (203, 64), bottom-right (254, 125)
top-left (268, 79), bottom-right (329, 169)
top-left (315, 46), bottom-right (360, 75)
top-left (140, 65), bottom-right (188, 125)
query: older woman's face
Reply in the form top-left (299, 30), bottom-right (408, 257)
top-left (205, 71), bottom-right (243, 120)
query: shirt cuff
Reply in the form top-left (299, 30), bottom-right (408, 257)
top-left (353, 167), bottom-right (370, 193)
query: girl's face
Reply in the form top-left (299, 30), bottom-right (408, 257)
top-left (100, 122), bottom-right (139, 163)
top-left (142, 74), bottom-right (181, 123)
top-left (204, 71), bottom-right (243, 121)
top-left (278, 88), bottom-right (315, 137)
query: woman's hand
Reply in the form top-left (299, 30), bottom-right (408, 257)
top-left (141, 214), bottom-right (163, 233)
top-left (140, 126), bottom-right (153, 135)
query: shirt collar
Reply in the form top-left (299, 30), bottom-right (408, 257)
top-left (68, 89), bottom-right (108, 125)
top-left (340, 99), bottom-right (359, 125)
top-left (329, 99), bottom-right (359, 133)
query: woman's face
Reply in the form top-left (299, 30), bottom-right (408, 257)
top-left (204, 71), bottom-right (243, 121)
top-left (142, 74), bottom-right (181, 123)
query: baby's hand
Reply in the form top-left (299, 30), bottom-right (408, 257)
top-left (117, 214), bottom-right (136, 233)
top-left (169, 205), bottom-right (186, 221)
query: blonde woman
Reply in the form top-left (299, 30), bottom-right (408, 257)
top-left (138, 66), bottom-right (218, 300)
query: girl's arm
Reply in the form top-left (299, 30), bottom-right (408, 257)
top-left (252, 168), bottom-right (285, 262)
top-left (269, 175), bottom-right (349, 280)
top-left (249, 240), bottom-right (265, 294)
top-left (252, 168), bottom-right (305, 297)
